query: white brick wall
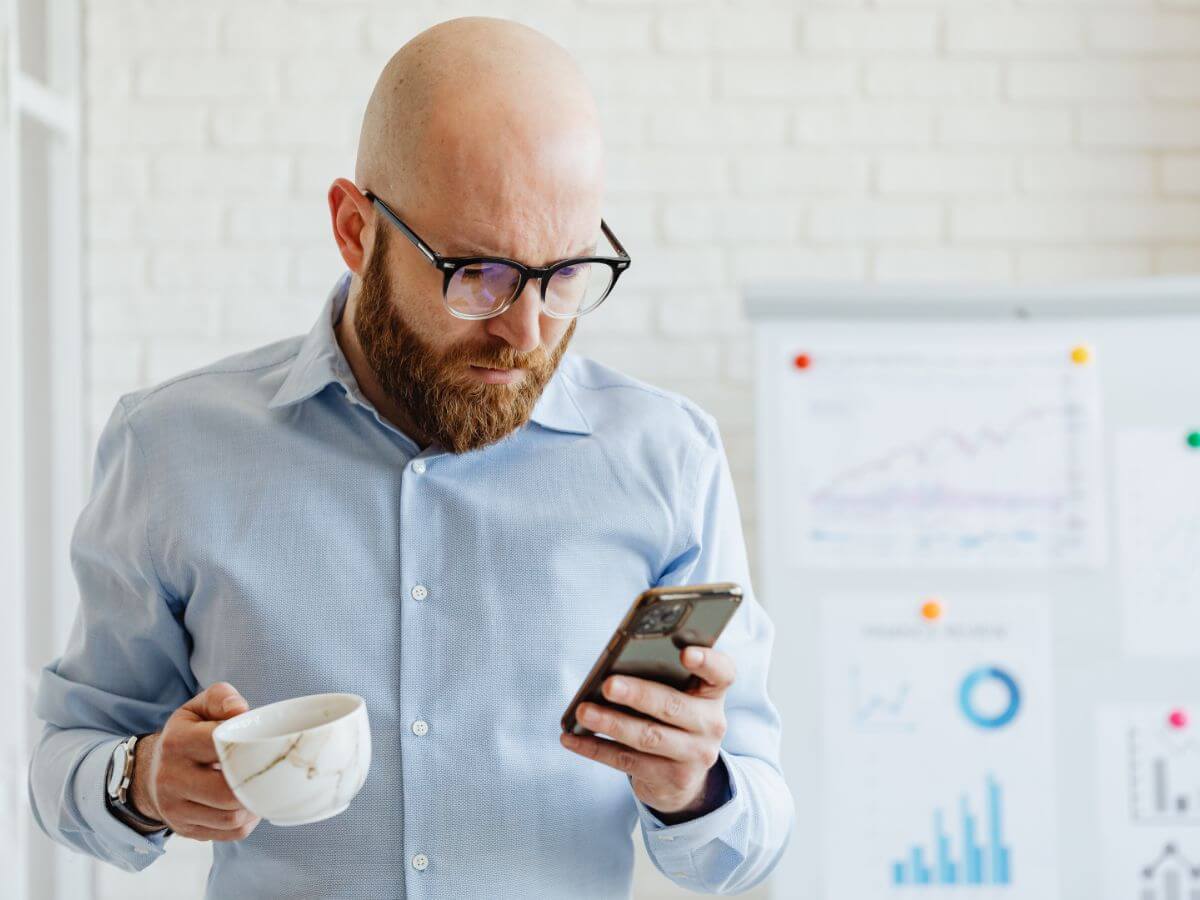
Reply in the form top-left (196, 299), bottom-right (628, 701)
top-left (80, 0), bottom-right (1200, 897)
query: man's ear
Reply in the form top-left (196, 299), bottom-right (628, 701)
top-left (328, 178), bottom-right (374, 275)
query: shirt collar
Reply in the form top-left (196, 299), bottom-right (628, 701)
top-left (267, 271), bottom-right (592, 436)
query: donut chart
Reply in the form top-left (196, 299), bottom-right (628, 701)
top-left (960, 666), bottom-right (1021, 729)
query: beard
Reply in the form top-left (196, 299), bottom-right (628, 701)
top-left (352, 224), bottom-right (576, 455)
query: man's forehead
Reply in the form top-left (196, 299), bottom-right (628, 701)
top-left (404, 179), bottom-right (604, 261)
top-left (438, 229), bottom-right (598, 262)
top-left (413, 148), bottom-right (604, 261)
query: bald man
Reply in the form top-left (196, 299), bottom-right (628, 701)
top-left (29, 17), bottom-right (793, 899)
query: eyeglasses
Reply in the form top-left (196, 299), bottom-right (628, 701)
top-left (363, 189), bottom-right (632, 320)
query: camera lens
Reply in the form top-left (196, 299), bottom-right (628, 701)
top-left (635, 600), bottom-right (687, 635)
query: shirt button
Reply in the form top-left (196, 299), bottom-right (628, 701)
top-left (412, 853), bottom-right (429, 871)
top-left (411, 584), bottom-right (428, 601)
top-left (411, 459), bottom-right (426, 474)
top-left (411, 719), bottom-right (429, 736)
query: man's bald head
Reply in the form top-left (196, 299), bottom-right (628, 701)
top-left (354, 17), bottom-right (605, 264)
top-left (330, 17), bottom-right (609, 453)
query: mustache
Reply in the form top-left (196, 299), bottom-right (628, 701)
top-left (461, 344), bottom-right (550, 371)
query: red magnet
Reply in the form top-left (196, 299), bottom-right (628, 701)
top-left (1169, 708), bottom-right (1188, 730)
top-left (793, 353), bottom-right (811, 370)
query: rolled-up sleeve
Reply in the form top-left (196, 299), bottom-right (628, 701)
top-left (636, 411), bottom-right (795, 894)
top-left (28, 397), bottom-right (195, 872)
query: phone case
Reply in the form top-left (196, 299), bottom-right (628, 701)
top-left (560, 582), bottom-right (743, 737)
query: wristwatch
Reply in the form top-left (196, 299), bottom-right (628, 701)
top-left (104, 734), bottom-right (169, 833)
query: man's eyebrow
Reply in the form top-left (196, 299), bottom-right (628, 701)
top-left (438, 235), bottom-right (500, 256)
top-left (441, 238), bottom-right (599, 261)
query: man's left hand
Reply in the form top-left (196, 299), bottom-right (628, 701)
top-left (560, 645), bottom-right (734, 820)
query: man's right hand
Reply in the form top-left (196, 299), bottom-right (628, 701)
top-left (128, 681), bottom-right (262, 842)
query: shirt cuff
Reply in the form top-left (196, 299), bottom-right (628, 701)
top-left (633, 748), bottom-right (745, 875)
top-left (75, 737), bottom-right (171, 863)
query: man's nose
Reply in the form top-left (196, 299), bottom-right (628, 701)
top-left (486, 279), bottom-right (543, 355)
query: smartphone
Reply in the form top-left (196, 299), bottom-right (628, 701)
top-left (561, 582), bottom-right (743, 737)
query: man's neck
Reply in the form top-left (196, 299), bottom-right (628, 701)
top-left (334, 288), bottom-right (432, 450)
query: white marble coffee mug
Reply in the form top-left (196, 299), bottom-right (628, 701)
top-left (212, 692), bottom-right (371, 826)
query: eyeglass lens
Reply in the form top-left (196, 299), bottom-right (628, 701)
top-left (445, 261), bottom-right (615, 318)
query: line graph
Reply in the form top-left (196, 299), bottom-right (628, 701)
top-left (850, 667), bottom-right (915, 731)
top-left (812, 403), bottom-right (1084, 504)
top-left (781, 345), bottom-right (1105, 568)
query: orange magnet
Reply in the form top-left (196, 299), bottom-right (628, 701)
top-left (920, 598), bottom-right (942, 621)
top-left (792, 353), bottom-right (811, 370)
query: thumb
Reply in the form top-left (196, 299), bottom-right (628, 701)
top-left (183, 681), bottom-right (249, 722)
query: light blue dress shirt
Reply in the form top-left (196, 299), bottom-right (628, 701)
top-left (29, 270), bottom-right (793, 899)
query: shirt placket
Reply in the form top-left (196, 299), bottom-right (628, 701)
top-left (398, 445), bottom-right (440, 897)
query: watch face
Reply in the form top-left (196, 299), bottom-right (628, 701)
top-left (107, 743), bottom-right (128, 798)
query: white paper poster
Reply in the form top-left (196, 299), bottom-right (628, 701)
top-left (1097, 704), bottom-right (1200, 900)
top-left (820, 592), bottom-right (1058, 899)
top-left (1117, 428), bottom-right (1200, 657)
top-left (779, 344), bottom-right (1106, 569)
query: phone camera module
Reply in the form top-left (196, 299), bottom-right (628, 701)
top-left (634, 600), bottom-right (688, 635)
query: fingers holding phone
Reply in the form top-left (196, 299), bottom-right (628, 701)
top-left (559, 583), bottom-right (742, 820)
top-left (560, 645), bottom-right (735, 819)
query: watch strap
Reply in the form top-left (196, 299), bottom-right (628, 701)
top-left (105, 735), bottom-right (170, 832)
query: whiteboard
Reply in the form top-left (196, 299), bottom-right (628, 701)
top-left (747, 277), bottom-right (1200, 900)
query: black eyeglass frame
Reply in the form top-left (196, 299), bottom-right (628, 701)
top-left (363, 189), bottom-right (632, 320)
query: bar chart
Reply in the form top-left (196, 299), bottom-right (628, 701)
top-left (891, 774), bottom-right (1011, 887)
top-left (1130, 719), bottom-right (1200, 823)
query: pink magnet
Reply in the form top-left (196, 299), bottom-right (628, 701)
top-left (1169, 709), bottom-right (1189, 730)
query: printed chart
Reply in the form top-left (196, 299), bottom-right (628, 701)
top-left (1098, 705), bottom-right (1200, 899)
top-left (821, 592), bottom-right (1057, 898)
top-left (1136, 843), bottom-right (1200, 900)
top-left (1117, 428), bottom-right (1200, 656)
top-left (779, 344), bottom-right (1106, 569)
top-left (890, 773), bottom-right (1013, 888)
